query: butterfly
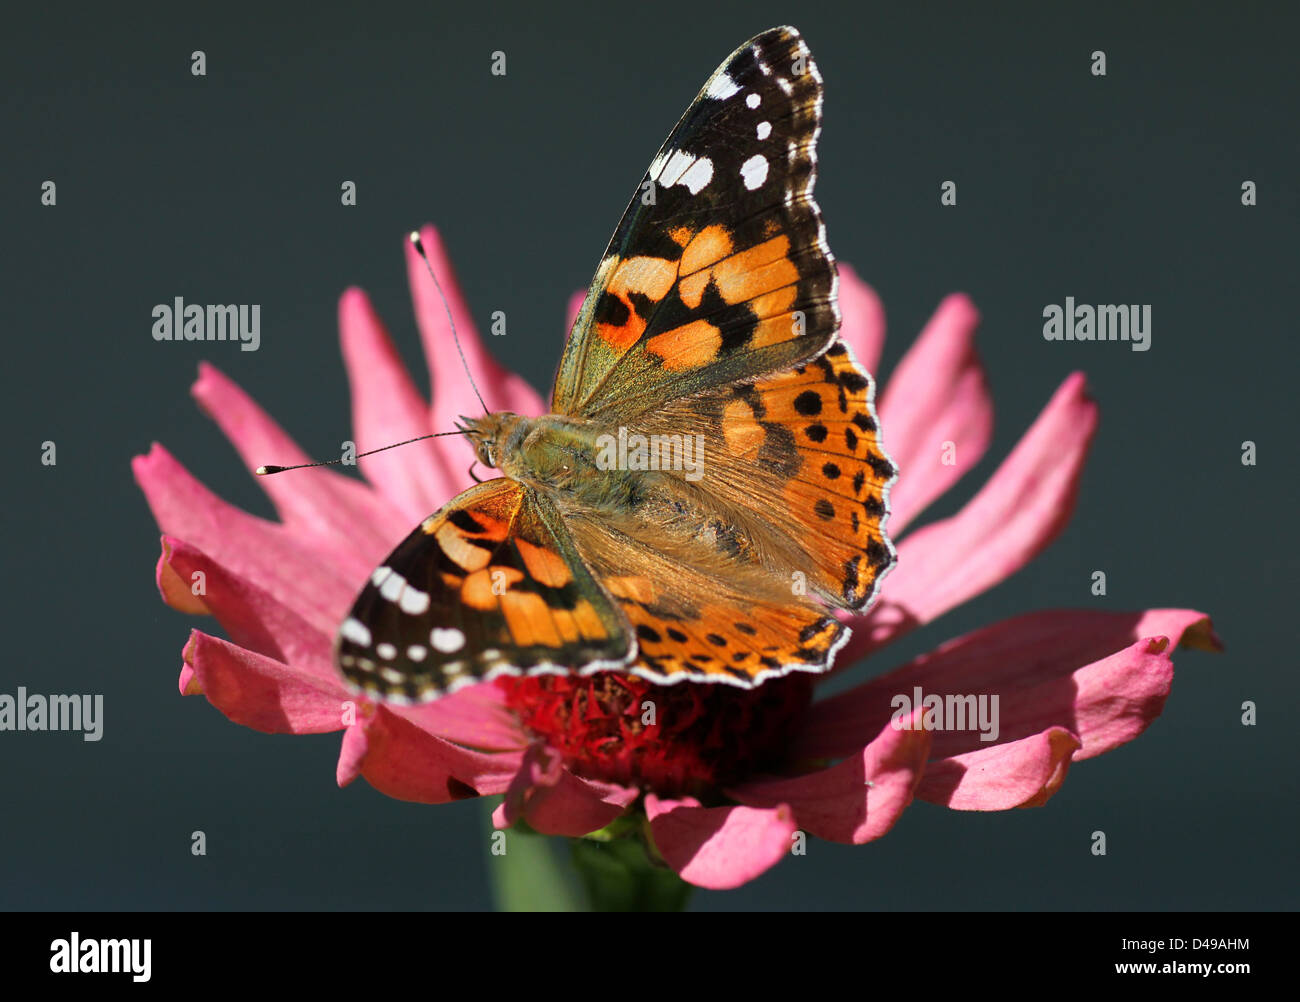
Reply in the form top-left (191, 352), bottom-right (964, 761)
top-left (335, 25), bottom-right (897, 703)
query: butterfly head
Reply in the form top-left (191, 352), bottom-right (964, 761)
top-left (458, 412), bottom-right (526, 471)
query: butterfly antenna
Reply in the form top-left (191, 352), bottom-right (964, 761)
top-left (410, 231), bottom-right (489, 415)
top-left (256, 430), bottom-right (469, 476)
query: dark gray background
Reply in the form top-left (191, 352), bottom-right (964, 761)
top-left (2, 1), bottom-right (1295, 910)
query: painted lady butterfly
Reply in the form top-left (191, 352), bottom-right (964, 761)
top-left (337, 25), bottom-right (897, 702)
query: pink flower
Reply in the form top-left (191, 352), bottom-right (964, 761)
top-left (133, 225), bottom-right (1219, 893)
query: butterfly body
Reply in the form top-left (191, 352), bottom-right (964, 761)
top-left (462, 412), bottom-right (630, 505)
top-left (463, 405), bottom-right (829, 601)
top-left (337, 26), bottom-right (898, 703)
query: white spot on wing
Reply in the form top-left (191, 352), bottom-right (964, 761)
top-left (398, 587), bottom-right (430, 615)
top-left (657, 149), bottom-right (695, 187)
top-left (431, 627), bottom-right (466, 653)
top-left (341, 618), bottom-right (372, 647)
top-left (756, 121), bottom-right (771, 140)
top-left (678, 157), bottom-right (713, 194)
top-left (379, 570), bottom-right (406, 602)
top-left (407, 645), bottom-right (428, 662)
top-left (746, 92), bottom-right (761, 109)
top-left (652, 149), bottom-right (714, 195)
top-left (741, 154), bottom-right (769, 190)
top-left (705, 71), bottom-right (740, 100)
top-left (376, 642), bottom-right (397, 661)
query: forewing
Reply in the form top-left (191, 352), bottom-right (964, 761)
top-left (552, 25), bottom-right (838, 419)
top-left (335, 479), bottom-right (634, 702)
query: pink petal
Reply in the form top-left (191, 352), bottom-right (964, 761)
top-left (405, 225), bottom-right (547, 430)
top-left (162, 535), bottom-right (525, 751)
top-left (155, 538), bottom-right (208, 615)
top-left (339, 287), bottom-right (464, 522)
top-left (877, 293), bottom-right (993, 534)
top-left (492, 744), bottom-right (638, 837)
top-left (1055, 636), bottom-right (1176, 760)
top-left (799, 608), bottom-right (1215, 761)
top-left (836, 263), bottom-right (887, 375)
top-left (181, 630), bottom-right (346, 734)
top-left (134, 445), bottom-right (356, 633)
top-left (337, 705), bottom-right (521, 803)
top-left (390, 686), bottom-right (529, 755)
top-left (730, 710), bottom-right (930, 844)
top-left (916, 726), bottom-right (1081, 810)
top-left (645, 796), bottom-right (797, 890)
top-left (841, 372), bottom-right (1098, 661)
top-left (190, 363), bottom-right (406, 568)
top-left (159, 535), bottom-right (334, 676)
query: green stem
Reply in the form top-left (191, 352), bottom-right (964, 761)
top-left (482, 799), bottom-right (693, 911)
top-left (570, 835), bottom-right (694, 912)
top-left (482, 799), bottom-right (583, 912)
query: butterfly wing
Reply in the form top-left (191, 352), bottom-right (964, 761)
top-left (335, 478), bottom-right (634, 702)
top-left (552, 25), bottom-right (839, 419)
top-left (564, 512), bottom-right (848, 687)
top-left (554, 334), bottom-right (895, 691)
top-left (641, 336), bottom-right (897, 614)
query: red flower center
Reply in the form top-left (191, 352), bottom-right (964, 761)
top-left (497, 671), bottom-right (815, 799)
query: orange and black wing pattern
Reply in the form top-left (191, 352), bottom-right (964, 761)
top-left (643, 335), bottom-right (897, 615)
top-left (552, 26), bottom-right (840, 420)
top-left (335, 479), bottom-right (634, 702)
top-left (565, 516), bottom-right (849, 687)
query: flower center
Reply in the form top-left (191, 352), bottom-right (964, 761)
top-left (497, 671), bottom-right (814, 799)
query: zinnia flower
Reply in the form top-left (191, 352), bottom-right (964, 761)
top-left (133, 225), bottom-right (1218, 896)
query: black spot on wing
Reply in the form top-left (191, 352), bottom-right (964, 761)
top-left (794, 390), bottom-right (822, 416)
top-left (448, 509), bottom-right (487, 533)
